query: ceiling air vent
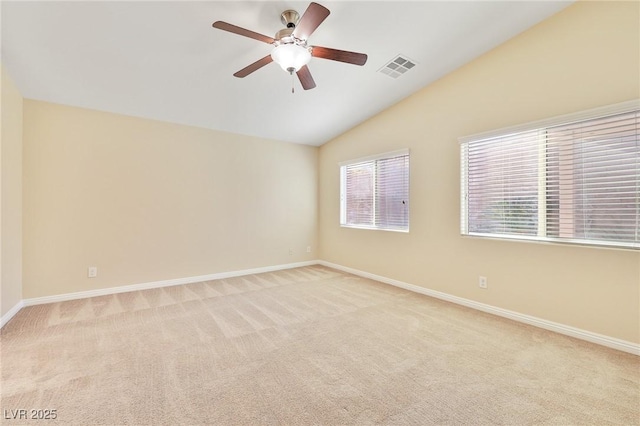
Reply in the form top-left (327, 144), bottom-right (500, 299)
top-left (379, 55), bottom-right (417, 79)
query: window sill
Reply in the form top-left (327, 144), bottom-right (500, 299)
top-left (341, 224), bottom-right (409, 233)
top-left (461, 232), bottom-right (639, 252)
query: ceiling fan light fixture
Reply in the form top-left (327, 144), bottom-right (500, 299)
top-left (271, 43), bottom-right (311, 73)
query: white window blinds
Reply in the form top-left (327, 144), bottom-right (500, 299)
top-left (461, 102), bottom-right (639, 249)
top-left (340, 150), bottom-right (409, 231)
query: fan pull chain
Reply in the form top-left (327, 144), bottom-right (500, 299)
top-left (291, 72), bottom-right (295, 94)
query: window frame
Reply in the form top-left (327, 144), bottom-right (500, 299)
top-left (459, 100), bottom-right (639, 250)
top-left (339, 149), bottom-right (410, 233)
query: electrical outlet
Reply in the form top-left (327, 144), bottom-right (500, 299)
top-left (289, 248), bottom-right (293, 256)
top-left (88, 266), bottom-right (98, 278)
top-left (306, 246), bottom-right (311, 253)
top-left (478, 276), bottom-right (487, 289)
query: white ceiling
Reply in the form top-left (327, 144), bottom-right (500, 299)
top-left (1, 1), bottom-right (572, 146)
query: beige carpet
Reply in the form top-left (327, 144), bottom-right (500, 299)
top-left (1, 265), bottom-right (638, 425)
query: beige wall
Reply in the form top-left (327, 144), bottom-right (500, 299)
top-left (23, 101), bottom-right (318, 298)
top-left (319, 1), bottom-right (640, 343)
top-left (1, 65), bottom-right (24, 317)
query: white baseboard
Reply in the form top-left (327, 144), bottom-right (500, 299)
top-left (21, 260), bottom-right (319, 308)
top-left (7, 259), bottom-right (640, 356)
top-left (1, 300), bottom-right (25, 328)
top-left (318, 260), bottom-right (640, 356)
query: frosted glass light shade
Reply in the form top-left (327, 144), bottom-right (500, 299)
top-left (271, 44), bottom-right (311, 72)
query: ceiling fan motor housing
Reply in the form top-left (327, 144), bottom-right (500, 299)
top-left (276, 9), bottom-right (302, 44)
top-left (275, 28), bottom-right (295, 43)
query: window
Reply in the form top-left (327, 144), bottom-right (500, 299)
top-left (340, 149), bottom-right (409, 231)
top-left (460, 101), bottom-right (639, 249)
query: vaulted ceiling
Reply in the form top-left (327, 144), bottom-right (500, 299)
top-left (1, 1), bottom-right (572, 146)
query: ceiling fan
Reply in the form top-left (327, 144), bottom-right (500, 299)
top-left (212, 2), bottom-right (368, 91)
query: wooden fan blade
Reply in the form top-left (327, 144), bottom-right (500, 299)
top-left (234, 55), bottom-right (273, 78)
top-left (296, 65), bottom-right (316, 90)
top-left (311, 46), bottom-right (367, 66)
top-left (212, 21), bottom-right (275, 44)
top-left (292, 2), bottom-right (330, 40)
